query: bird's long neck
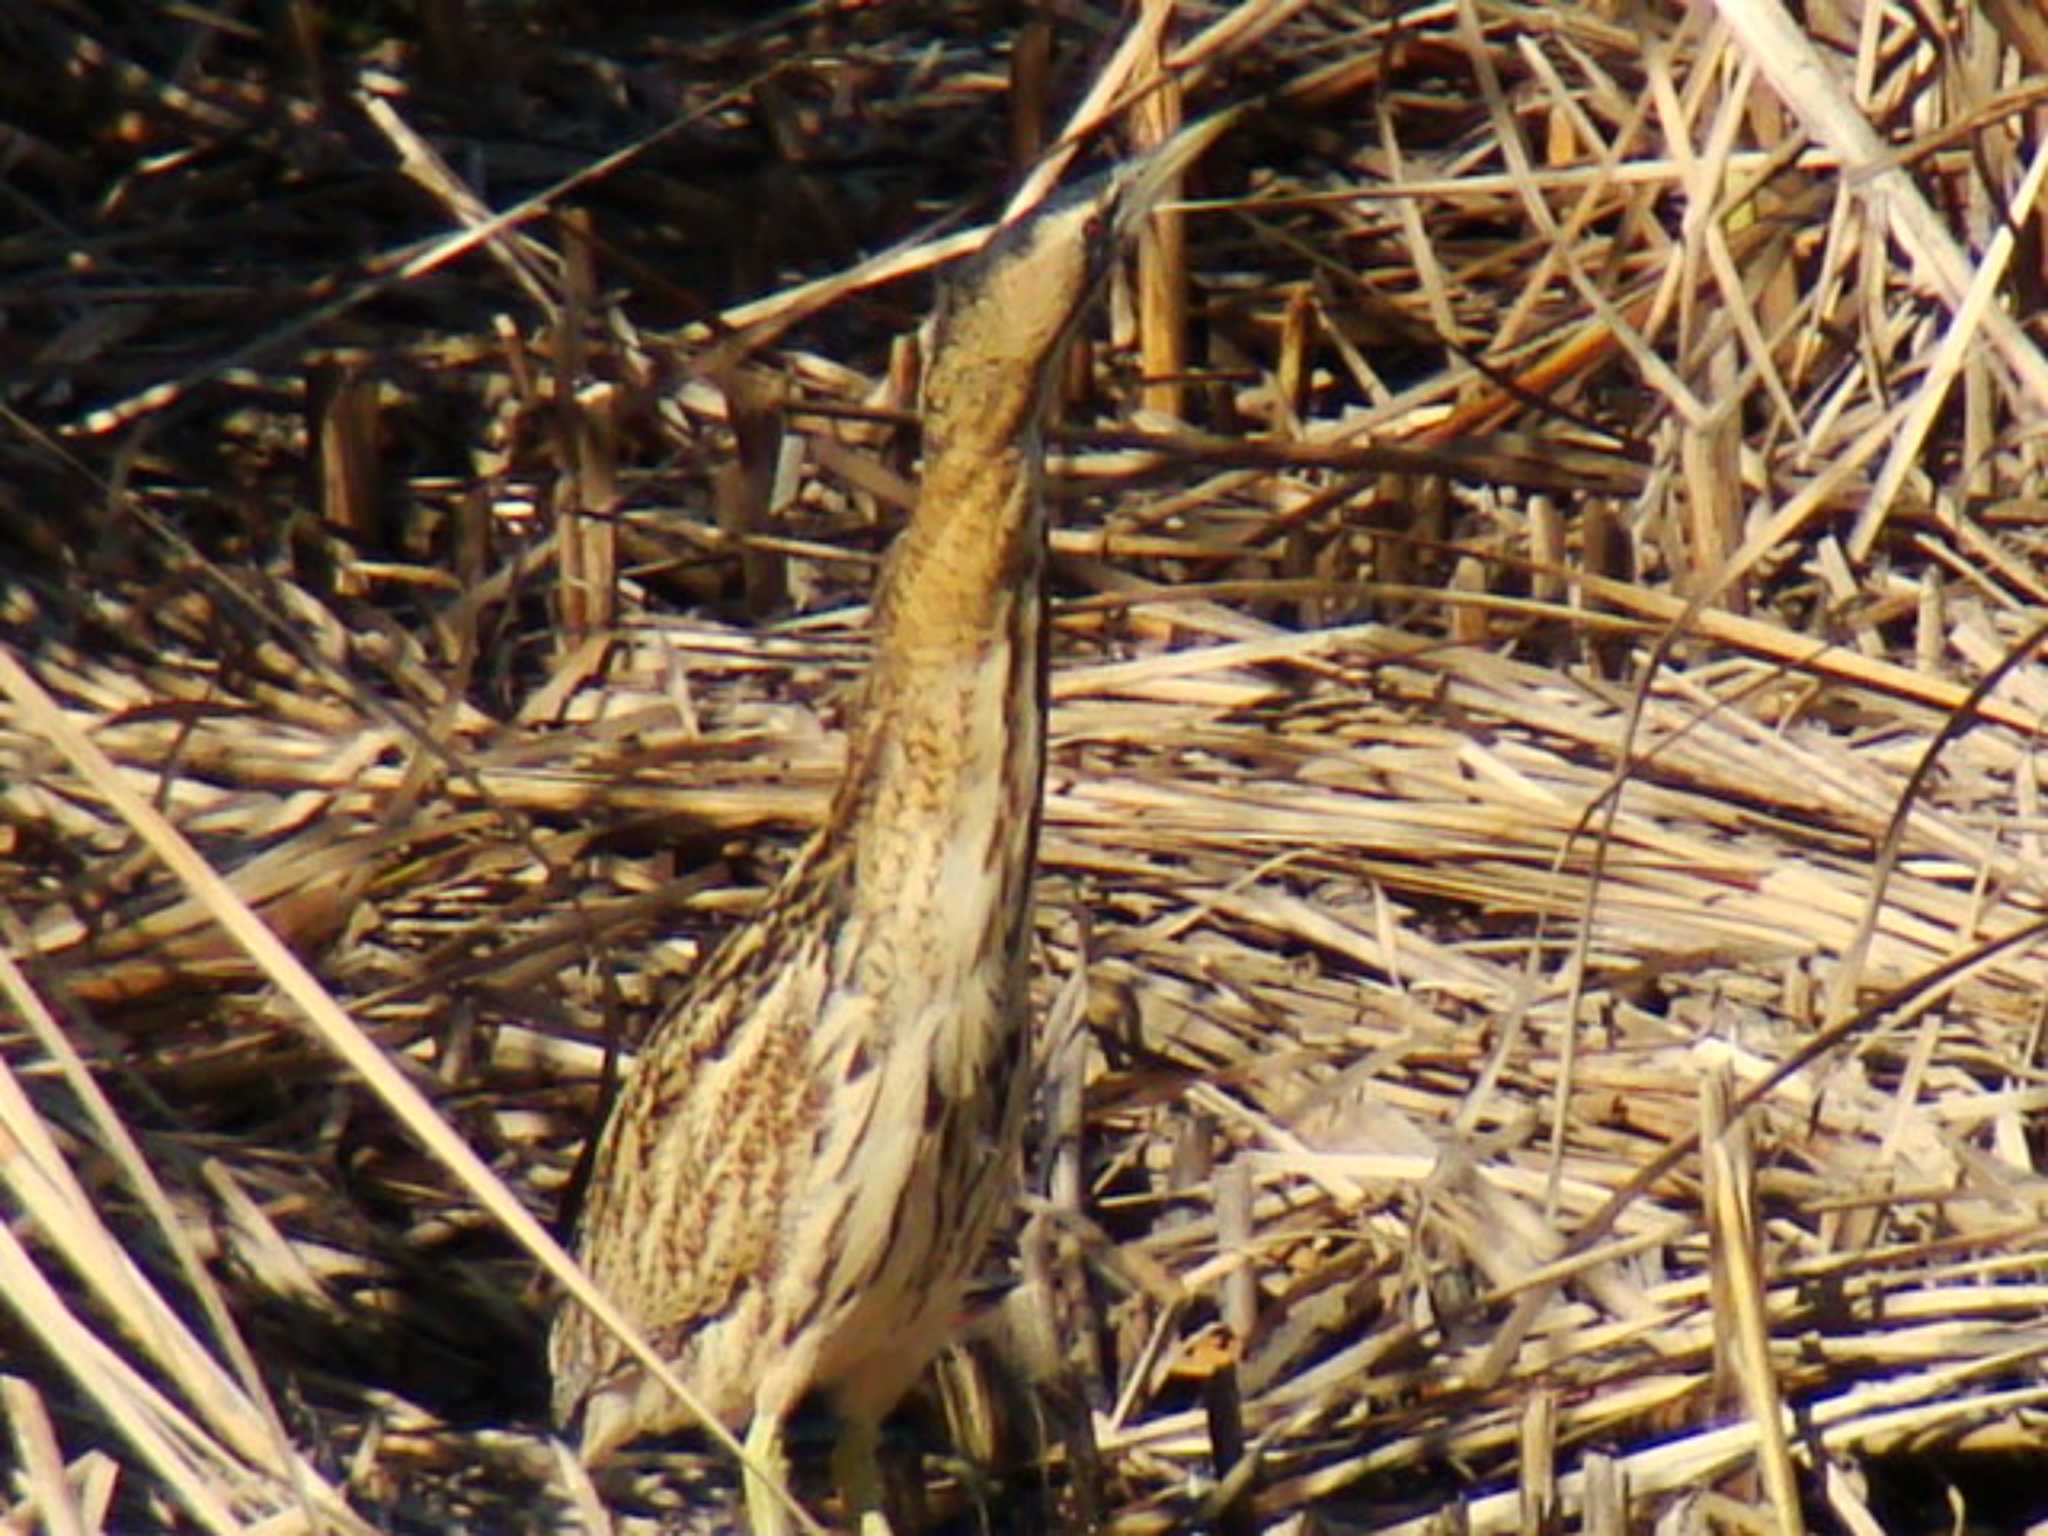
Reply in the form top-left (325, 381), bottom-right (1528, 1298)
top-left (821, 386), bottom-right (1051, 986)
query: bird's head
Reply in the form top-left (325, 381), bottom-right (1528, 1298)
top-left (922, 111), bottom-right (1233, 423)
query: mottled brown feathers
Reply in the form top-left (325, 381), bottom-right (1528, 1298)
top-left (549, 116), bottom-right (1228, 1533)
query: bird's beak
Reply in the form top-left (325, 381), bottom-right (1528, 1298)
top-left (1117, 106), bottom-right (1243, 229)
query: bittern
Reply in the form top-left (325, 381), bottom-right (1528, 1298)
top-left (550, 116), bottom-right (1227, 1534)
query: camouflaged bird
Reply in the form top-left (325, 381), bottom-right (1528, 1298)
top-left (550, 114), bottom-right (1228, 1535)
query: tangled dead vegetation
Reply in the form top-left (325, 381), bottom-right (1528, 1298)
top-left (4, 2), bottom-right (2048, 1532)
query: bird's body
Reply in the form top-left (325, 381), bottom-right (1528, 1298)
top-left (549, 433), bottom-right (1046, 1473)
top-left (550, 116), bottom-right (1225, 1534)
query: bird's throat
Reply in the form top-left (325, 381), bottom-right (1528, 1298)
top-left (826, 456), bottom-right (1049, 994)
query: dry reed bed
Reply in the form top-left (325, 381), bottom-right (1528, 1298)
top-left (4, 0), bottom-right (2048, 1532)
